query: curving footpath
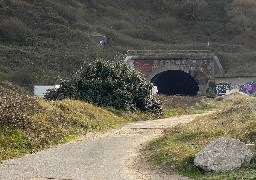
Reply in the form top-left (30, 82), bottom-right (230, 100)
top-left (0, 113), bottom-right (210, 180)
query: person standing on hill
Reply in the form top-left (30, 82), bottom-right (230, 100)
top-left (99, 36), bottom-right (107, 47)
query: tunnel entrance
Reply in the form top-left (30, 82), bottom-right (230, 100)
top-left (151, 70), bottom-right (199, 96)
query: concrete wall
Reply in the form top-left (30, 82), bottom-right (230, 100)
top-left (215, 77), bottom-right (256, 96)
top-left (215, 77), bottom-right (256, 85)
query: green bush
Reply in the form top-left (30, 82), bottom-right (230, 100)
top-left (45, 59), bottom-right (162, 113)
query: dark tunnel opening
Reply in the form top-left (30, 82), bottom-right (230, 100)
top-left (151, 70), bottom-right (199, 96)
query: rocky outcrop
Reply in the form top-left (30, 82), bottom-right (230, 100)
top-left (194, 137), bottom-right (253, 172)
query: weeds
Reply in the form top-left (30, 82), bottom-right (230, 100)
top-left (157, 95), bottom-right (216, 116)
top-left (145, 96), bottom-right (256, 179)
top-left (0, 83), bottom-right (129, 160)
top-left (0, 80), bottom-right (169, 161)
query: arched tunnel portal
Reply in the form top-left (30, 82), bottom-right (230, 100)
top-left (151, 70), bottom-right (199, 96)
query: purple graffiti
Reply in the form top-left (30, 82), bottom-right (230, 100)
top-left (240, 81), bottom-right (256, 95)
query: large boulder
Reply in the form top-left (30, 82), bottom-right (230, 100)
top-left (194, 137), bottom-right (253, 172)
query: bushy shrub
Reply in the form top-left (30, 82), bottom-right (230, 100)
top-left (45, 59), bottom-right (162, 113)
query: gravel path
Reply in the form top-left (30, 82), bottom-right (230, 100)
top-left (0, 113), bottom-right (210, 180)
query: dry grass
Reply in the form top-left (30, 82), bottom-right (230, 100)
top-left (158, 95), bottom-right (217, 116)
top-left (0, 83), bottom-right (130, 160)
top-left (0, 82), bottom-right (168, 161)
top-left (145, 95), bottom-right (256, 179)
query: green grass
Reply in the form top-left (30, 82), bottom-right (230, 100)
top-left (0, 82), bottom-right (168, 161)
top-left (157, 95), bottom-right (217, 117)
top-left (0, 128), bottom-right (29, 159)
top-left (0, 82), bottom-right (133, 160)
top-left (145, 96), bottom-right (256, 179)
top-left (0, 82), bottom-right (211, 161)
top-left (0, 98), bottom-right (135, 161)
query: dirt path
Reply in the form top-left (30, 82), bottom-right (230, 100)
top-left (0, 113), bottom-right (211, 180)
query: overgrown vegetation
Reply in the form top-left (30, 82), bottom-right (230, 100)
top-left (0, 0), bottom-right (256, 90)
top-left (145, 95), bottom-right (256, 179)
top-left (0, 79), bottom-right (209, 161)
top-left (1, 78), bottom-right (255, 180)
top-left (158, 95), bottom-right (216, 115)
top-left (0, 80), bottom-right (165, 161)
top-left (45, 59), bottom-right (162, 113)
top-left (0, 81), bottom-right (130, 160)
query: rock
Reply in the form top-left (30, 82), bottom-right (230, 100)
top-left (194, 137), bottom-right (253, 172)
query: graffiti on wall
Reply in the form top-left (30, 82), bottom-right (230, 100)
top-left (240, 81), bottom-right (256, 95)
top-left (216, 81), bottom-right (256, 96)
top-left (216, 82), bottom-right (232, 96)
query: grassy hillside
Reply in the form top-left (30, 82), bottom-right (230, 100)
top-left (0, 81), bottom-right (130, 160)
top-left (0, 80), bottom-right (209, 161)
top-left (0, 80), bottom-right (167, 160)
top-left (0, 0), bottom-right (256, 89)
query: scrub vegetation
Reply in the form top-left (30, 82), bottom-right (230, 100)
top-left (0, 80), bottom-right (165, 161)
top-left (45, 59), bottom-right (162, 113)
top-left (0, 81), bottom-right (129, 160)
top-left (145, 95), bottom-right (256, 179)
top-left (0, 80), bottom-right (209, 161)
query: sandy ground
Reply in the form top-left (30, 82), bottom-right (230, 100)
top-left (0, 113), bottom-right (211, 180)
